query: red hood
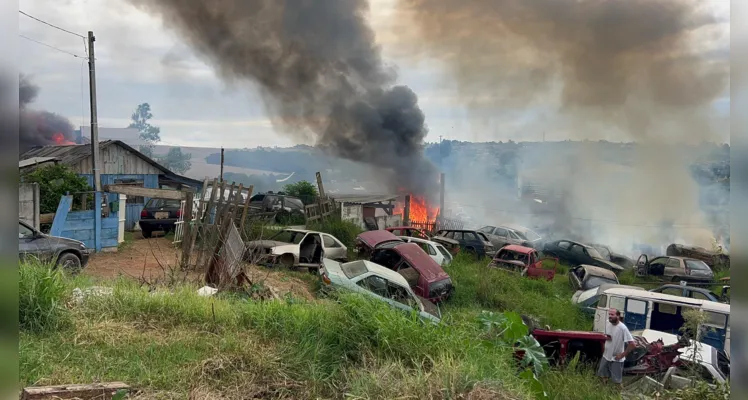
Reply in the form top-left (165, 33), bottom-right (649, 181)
top-left (395, 243), bottom-right (450, 283)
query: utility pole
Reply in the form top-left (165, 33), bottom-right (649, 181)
top-left (87, 31), bottom-right (101, 192)
top-left (219, 147), bottom-right (224, 182)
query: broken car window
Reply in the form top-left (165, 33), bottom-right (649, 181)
top-left (357, 275), bottom-right (388, 297)
top-left (558, 241), bottom-right (571, 250)
top-left (685, 259), bottom-right (711, 271)
top-left (323, 235), bottom-right (341, 248)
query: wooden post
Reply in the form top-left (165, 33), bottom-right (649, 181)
top-left (315, 171), bottom-right (326, 221)
top-left (315, 171), bottom-right (326, 198)
top-left (239, 185), bottom-right (254, 235)
top-left (207, 183), bottom-right (245, 284)
top-left (403, 194), bottom-right (411, 227)
top-left (217, 182), bottom-right (236, 226)
top-left (180, 191), bottom-right (194, 268)
top-left (212, 180), bottom-right (227, 225)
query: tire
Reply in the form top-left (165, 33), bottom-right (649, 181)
top-left (279, 253), bottom-right (295, 267)
top-left (142, 229), bottom-right (152, 238)
top-left (56, 252), bottom-right (82, 274)
top-left (671, 276), bottom-right (681, 282)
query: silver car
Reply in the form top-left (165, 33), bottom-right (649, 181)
top-left (245, 229), bottom-right (348, 269)
top-left (477, 224), bottom-right (543, 249)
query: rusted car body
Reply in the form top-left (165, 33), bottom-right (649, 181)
top-left (635, 254), bottom-right (715, 283)
top-left (516, 329), bottom-right (607, 366)
top-left (354, 230), bottom-right (404, 258)
top-left (488, 245), bottom-right (558, 281)
top-left (370, 242), bottom-right (454, 303)
top-left (667, 243), bottom-right (729, 270)
top-left (430, 235), bottom-right (461, 256)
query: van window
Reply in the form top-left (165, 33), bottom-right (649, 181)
top-left (703, 311), bottom-right (727, 329)
top-left (656, 303), bottom-right (678, 315)
top-left (626, 299), bottom-right (647, 314)
top-left (609, 296), bottom-right (626, 312)
top-left (598, 294), bottom-right (608, 308)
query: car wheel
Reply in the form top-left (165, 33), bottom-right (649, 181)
top-left (671, 276), bottom-right (681, 282)
top-left (142, 229), bottom-right (152, 238)
top-left (56, 252), bottom-right (82, 274)
top-left (279, 253), bottom-right (295, 267)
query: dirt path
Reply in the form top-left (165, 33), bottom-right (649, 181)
top-left (84, 233), bottom-right (316, 300)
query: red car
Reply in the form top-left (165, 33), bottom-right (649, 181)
top-left (488, 245), bottom-right (558, 281)
top-left (354, 230), bottom-right (404, 258)
top-left (385, 226), bottom-right (430, 240)
top-left (370, 242), bottom-right (454, 303)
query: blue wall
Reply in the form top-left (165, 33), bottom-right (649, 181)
top-left (80, 174), bottom-right (159, 230)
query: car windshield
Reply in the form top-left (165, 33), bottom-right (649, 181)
top-left (586, 276), bottom-right (618, 288)
top-left (523, 229), bottom-right (541, 241)
top-left (576, 287), bottom-right (600, 304)
top-left (586, 247), bottom-right (604, 259)
top-left (593, 246), bottom-right (611, 260)
top-left (269, 230), bottom-right (305, 244)
top-left (685, 259), bottom-right (711, 270)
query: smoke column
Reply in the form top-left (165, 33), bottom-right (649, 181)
top-left (395, 0), bottom-right (729, 252)
top-left (19, 75), bottom-right (76, 154)
top-left (128, 0), bottom-right (438, 200)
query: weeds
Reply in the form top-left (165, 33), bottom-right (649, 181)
top-left (306, 216), bottom-right (363, 248)
top-left (19, 262), bottom-right (71, 333)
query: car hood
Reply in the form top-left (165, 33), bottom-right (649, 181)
top-left (493, 259), bottom-right (526, 268)
top-left (595, 258), bottom-right (624, 272)
top-left (42, 234), bottom-right (86, 249)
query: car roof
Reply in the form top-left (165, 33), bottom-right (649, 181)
top-left (595, 283), bottom-right (645, 294)
top-left (579, 265), bottom-right (618, 279)
top-left (602, 288), bottom-right (731, 312)
top-left (356, 259), bottom-right (412, 287)
top-left (392, 242), bottom-right (449, 282)
top-left (655, 284), bottom-right (714, 294)
top-left (387, 226), bottom-right (425, 231)
top-left (398, 236), bottom-right (437, 246)
top-left (500, 244), bottom-right (535, 254)
top-left (500, 223), bottom-right (532, 233)
top-left (358, 230), bottom-right (402, 246)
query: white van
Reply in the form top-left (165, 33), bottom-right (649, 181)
top-left (595, 287), bottom-right (730, 357)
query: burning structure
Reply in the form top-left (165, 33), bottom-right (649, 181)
top-left (19, 76), bottom-right (76, 153)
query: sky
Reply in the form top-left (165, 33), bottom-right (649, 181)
top-left (18, 0), bottom-right (730, 149)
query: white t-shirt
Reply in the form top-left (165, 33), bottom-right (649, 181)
top-left (603, 321), bottom-right (635, 362)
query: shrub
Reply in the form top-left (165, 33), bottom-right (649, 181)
top-left (22, 164), bottom-right (91, 214)
top-left (307, 216), bottom-right (362, 248)
top-left (19, 262), bottom-right (71, 333)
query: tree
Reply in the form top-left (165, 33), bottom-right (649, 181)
top-left (22, 164), bottom-right (92, 214)
top-left (127, 103), bottom-right (161, 157)
top-left (283, 180), bottom-right (318, 204)
top-left (155, 148), bottom-right (192, 175)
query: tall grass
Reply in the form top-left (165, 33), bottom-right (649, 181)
top-left (19, 262), bottom-right (71, 333)
top-left (306, 216), bottom-right (363, 248)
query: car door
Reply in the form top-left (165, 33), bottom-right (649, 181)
top-left (648, 257), bottom-right (669, 276)
top-left (568, 244), bottom-right (588, 266)
top-left (552, 240), bottom-right (572, 261)
top-left (624, 297), bottom-right (649, 331)
top-left (321, 234), bottom-right (346, 260)
top-left (490, 227), bottom-right (509, 248)
top-left (664, 258), bottom-right (684, 279)
top-left (568, 266), bottom-right (583, 290)
top-left (19, 221), bottom-right (42, 262)
top-left (505, 229), bottom-right (524, 246)
top-left (478, 226), bottom-right (496, 244)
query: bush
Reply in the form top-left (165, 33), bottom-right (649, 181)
top-left (307, 216), bottom-right (363, 248)
top-left (19, 262), bottom-right (71, 333)
top-left (22, 164), bottom-right (91, 214)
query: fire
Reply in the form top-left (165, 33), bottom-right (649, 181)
top-left (394, 195), bottom-right (440, 224)
top-left (52, 132), bottom-right (74, 145)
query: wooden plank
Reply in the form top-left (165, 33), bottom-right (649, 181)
top-left (60, 230), bottom-right (93, 241)
top-left (56, 219), bottom-right (95, 231)
top-left (103, 184), bottom-right (186, 200)
top-left (50, 195), bottom-right (73, 237)
top-left (217, 182), bottom-right (236, 226)
top-left (101, 217), bottom-right (119, 229)
top-left (21, 382), bottom-right (130, 400)
top-left (39, 213), bottom-right (55, 224)
top-left (201, 178), bottom-right (219, 224)
top-left (239, 184), bottom-right (254, 235)
top-left (212, 180), bottom-right (227, 225)
top-left (67, 210), bottom-right (96, 220)
top-left (180, 191), bottom-right (195, 268)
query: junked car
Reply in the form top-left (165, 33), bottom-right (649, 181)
top-left (635, 255), bottom-right (715, 283)
top-left (436, 229), bottom-right (495, 258)
top-left (568, 265), bottom-right (620, 291)
top-left (478, 224), bottom-right (543, 249)
top-left (487, 244), bottom-right (558, 281)
top-left (370, 242), bottom-right (454, 303)
top-left (386, 226), bottom-right (430, 240)
top-left (650, 284), bottom-right (729, 304)
top-left (318, 259), bottom-right (441, 323)
top-left (19, 220), bottom-right (91, 272)
top-left (543, 239), bottom-right (624, 274)
top-left (354, 230), bottom-right (404, 258)
top-left (572, 284), bottom-right (645, 316)
top-left (430, 235), bottom-right (461, 256)
top-left (245, 229), bottom-right (347, 270)
top-left (397, 236), bottom-right (453, 266)
top-left (589, 243), bottom-right (635, 270)
top-left (667, 243), bottom-right (729, 270)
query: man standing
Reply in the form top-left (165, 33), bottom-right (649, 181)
top-left (597, 309), bottom-right (636, 389)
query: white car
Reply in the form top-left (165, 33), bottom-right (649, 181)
top-left (245, 229), bottom-right (348, 269)
top-left (397, 236), bottom-right (453, 266)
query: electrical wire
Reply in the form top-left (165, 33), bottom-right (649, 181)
top-left (20, 34), bottom-right (87, 59)
top-left (19, 10), bottom-right (86, 38)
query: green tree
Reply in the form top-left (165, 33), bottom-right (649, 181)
top-left (22, 164), bottom-right (91, 214)
top-left (155, 147), bottom-right (193, 175)
top-left (127, 103), bottom-right (161, 157)
top-left (283, 180), bottom-right (318, 204)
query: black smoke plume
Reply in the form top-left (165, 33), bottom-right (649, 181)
top-left (19, 75), bottom-right (76, 154)
top-left (128, 0), bottom-right (437, 199)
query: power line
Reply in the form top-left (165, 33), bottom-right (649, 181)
top-left (19, 10), bottom-right (85, 38)
top-left (19, 34), bottom-right (87, 59)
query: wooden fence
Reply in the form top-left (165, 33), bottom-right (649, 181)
top-left (409, 217), bottom-right (465, 235)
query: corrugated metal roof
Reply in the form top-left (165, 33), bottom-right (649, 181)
top-left (19, 157), bottom-right (60, 168)
top-left (330, 193), bottom-right (400, 204)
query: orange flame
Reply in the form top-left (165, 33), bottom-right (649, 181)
top-left (52, 132), bottom-right (74, 145)
top-left (394, 195), bottom-right (440, 224)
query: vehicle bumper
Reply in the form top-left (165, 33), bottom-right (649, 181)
top-left (139, 218), bottom-right (178, 231)
top-left (80, 250), bottom-right (91, 267)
